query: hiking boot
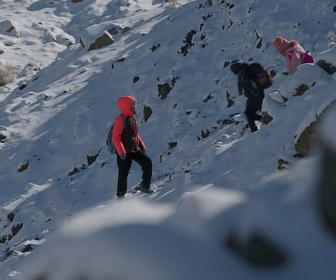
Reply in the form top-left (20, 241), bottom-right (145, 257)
top-left (261, 111), bottom-right (273, 125)
top-left (116, 193), bottom-right (126, 200)
top-left (139, 182), bottom-right (153, 194)
top-left (250, 123), bottom-right (258, 133)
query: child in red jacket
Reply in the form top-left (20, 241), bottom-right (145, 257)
top-left (112, 95), bottom-right (153, 198)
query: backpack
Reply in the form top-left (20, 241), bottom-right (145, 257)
top-left (106, 114), bottom-right (126, 154)
top-left (248, 63), bottom-right (273, 89)
top-left (301, 52), bottom-right (314, 64)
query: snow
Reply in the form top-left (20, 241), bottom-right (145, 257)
top-left (0, 0), bottom-right (336, 279)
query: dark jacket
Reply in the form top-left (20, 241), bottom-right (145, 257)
top-left (231, 62), bottom-right (264, 98)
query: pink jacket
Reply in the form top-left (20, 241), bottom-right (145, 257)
top-left (285, 44), bottom-right (306, 74)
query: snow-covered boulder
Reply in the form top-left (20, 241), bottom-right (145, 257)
top-left (318, 102), bottom-right (336, 237)
top-left (79, 22), bottom-right (130, 51)
top-left (0, 41), bottom-right (5, 54)
top-left (316, 45), bottom-right (336, 74)
top-left (0, 20), bottom-right (20, 37)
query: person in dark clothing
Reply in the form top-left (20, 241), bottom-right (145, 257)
top-left (112, 95), bottom-right (153, 199)
top-left (230, 61), bottom-right (273, 133)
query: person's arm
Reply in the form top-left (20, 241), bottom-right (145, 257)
top-left (112, 116), bottom-right (126, 157)
top-left (286, 50), bottom-right (302, 74)
top-left (137, 134), bottom-right (146, 152)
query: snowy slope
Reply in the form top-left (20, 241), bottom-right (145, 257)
top-left (0, 0), bottom-right (335, 279)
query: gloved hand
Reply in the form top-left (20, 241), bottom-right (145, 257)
top-left (120, 154), bottom-right (127, 160)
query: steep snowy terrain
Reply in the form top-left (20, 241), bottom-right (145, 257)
top-left (0, 0), bottom-right (335, 279)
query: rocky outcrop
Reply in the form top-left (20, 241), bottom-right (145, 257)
top-left (295, 101), bottom-right (336, 157)
top-left (0, 65), bottom-right (16, 86)
top-left (295, 121), bottom-right (319, 157)
top-left (317, 60), bottom-right (336, 74)
top-left (318, 103), bottom-right (336, 238)
top-left (80, 24), bottom-right (130, 51)
top-left (225, 231), bottom-right (288, 266)
top-left (0, 20), bottom-right (20, 37)
top-left (88, 32), bottom-right (114, 51)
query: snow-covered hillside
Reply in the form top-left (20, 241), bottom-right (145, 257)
top-left (0, 0), bottom-right (336, 279)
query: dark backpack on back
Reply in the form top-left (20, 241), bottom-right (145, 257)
top-left (106, 114), bottom-right (126, 154)
top-left (248, 63), bottom-right (273, 89)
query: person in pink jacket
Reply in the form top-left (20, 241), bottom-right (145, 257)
top-left (272, 36), bottom-right (313, 74)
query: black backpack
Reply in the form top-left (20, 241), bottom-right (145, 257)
top-left (231, 61), bottom-right (272, 90)
top-left (106, 114), bottom-right (125, 154)
top-left (248, 63), bottom-right (273, 89)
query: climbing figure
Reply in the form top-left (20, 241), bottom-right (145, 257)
top-left (230, 61), bottom-right (273, 133)
top-left (111, 95), bottom-right (153, 199)
top-left (272, 36), bottom-right (314, 75)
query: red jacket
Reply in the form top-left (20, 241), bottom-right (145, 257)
top-left (112, 96), bottom-right (146, 156)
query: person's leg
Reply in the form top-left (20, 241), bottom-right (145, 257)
top-left (132, 150), bottom-right (152, 189)
top-left (116, 154), bottom-right (132, 197)
top-left (245, 99), bottom-right (258, 132)
top-left (254, 95), bottom-right (264, 120)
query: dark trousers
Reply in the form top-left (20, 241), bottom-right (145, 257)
top-left (245, 95), bottom-right (264, 132)
top-left (116, 150), bottom-right (152, 196)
